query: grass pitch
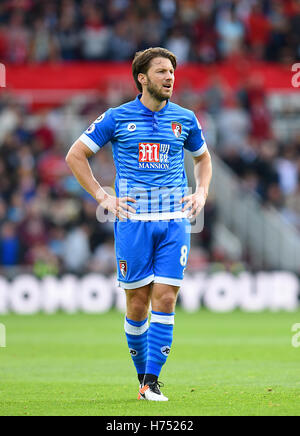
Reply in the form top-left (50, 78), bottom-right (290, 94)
top-left (0, 309), bottom-right (299, 416)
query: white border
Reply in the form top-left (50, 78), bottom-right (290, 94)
top-left (124, 318), bottom-right (149, 335)
top-left (79, 133), bottom-right (100, 153)
top-left (190, 143), bottom-right (207, 157)
top-left (127, 211), bottom-right (188, 221)
top-left (118, 274), bottom-right (154, 289)
top-left (150, 313), bottom-right (174, 325)
top-left (153, 276), bottom-right (183, 287)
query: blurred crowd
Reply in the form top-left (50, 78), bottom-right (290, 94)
top-left (206, 77), bottom-right (300, 229)
top-left (0, 91), bottom-right (117, 276)
top-left (0, 0), bottom-right (299, 65)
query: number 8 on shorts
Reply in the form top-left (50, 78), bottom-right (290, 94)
top-left (180, 245), bottom-right (188, 267)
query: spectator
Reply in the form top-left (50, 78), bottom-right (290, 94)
top-left (246, 3), bottom-right (271, 59)
top-left (247, 140), bottom-right (280, 200)
top-left (158, 0), bottom-right (177, 30)
top-left (0, 102), bottom-right (20, 144)
top-left (165, 27), bottom-right (191, 64)
top-left (192, 7), bottom-right (218, 63)
top-left (29, 18), bottom-right (60, 63)
top-left (141, 11), bottom-right (164, 48)
top-left (7, 192), bottom-right (25, 223)
top-left (89, 234), bottom-right (116, 275)
top-left (18, 201), bottom-right (48, 250)
top-left (217, 94), bottom-right (250, 152)
top-left (57, 14), bottom-right (80, 61)
top-left (204, 74), bottom-right (226, 116)
top-left (0, 198), bottom-right (7, 226)
top-left (250, 96), bottom-right (272, 140)
top-left (109, 21), bottom-right (136, 61)
top-left (0, 222), bottom-right (20, 266)
top-left (30, 243), bottom-right (60, 278)
top-left (216, 8), bottom-right (245, 59)
top-left (80, 6), bottom-right (109, 60)
top-left (5, 10), bottom-right (30, 64)
top-left (37, 142), bottom-right (69, 187)
top-left (265, 182), bottom-right (285, 210)
top-left (266, 0), bottom-right (289, 61)
top-left (48, 226), bottom-right (66, 260)
top-left (275, 146), bottom-right (299, 195)
top-left (62, 225), bottom-right (91, 272)
top-left (288, 0), bottom-right (300, 60)
top-left (106, 0), bottom-right (131, 26)
top-left (0, 25), bottom-right (7, 59)
top-left (285, 180), bottom-right (300, 229)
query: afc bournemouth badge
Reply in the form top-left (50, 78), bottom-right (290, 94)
top-left (171, 122), bottom-right (182, 138)
top-left (119, 260), bottom-right (127, 278)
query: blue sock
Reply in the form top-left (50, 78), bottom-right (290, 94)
top-left (145, 311), bottom-right (174, 378)
top-left (124, 316), bottom-right (148, 380)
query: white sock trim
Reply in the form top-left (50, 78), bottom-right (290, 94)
top-left (124, 318), bottom-right (149, 335)
top-left (150, 312), bottom-right (175, 325)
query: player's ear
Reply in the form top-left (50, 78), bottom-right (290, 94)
top-left (138, 73), bottom-right (147, 87)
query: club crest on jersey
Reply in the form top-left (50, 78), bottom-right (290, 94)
top-left (138, 143), bottom-right (170, 170)
top-left (171, 122), bottom-right (182, 138)
top-left (119, 260), bottom-right (127, 278)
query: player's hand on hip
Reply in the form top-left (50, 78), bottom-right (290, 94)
top-left (180, 190), bottom-right (206, 219)
top-left (97, 191), bottom-right (136, 220)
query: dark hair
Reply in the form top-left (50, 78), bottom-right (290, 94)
top-left (132, 47), bottom-right (177, 92)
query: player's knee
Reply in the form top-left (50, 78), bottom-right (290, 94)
top-left (127, 299), bottom-right (149, 321)
top-left (154, 293), bottom-right (177, 313)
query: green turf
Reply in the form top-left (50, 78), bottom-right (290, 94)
top-left (0, 309), bottom-right (299, 416)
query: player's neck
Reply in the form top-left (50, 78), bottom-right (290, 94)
top-left (140, 93), bottom-right (167, 113)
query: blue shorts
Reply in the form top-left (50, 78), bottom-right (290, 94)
top-left (114, 219), bottom-right (191, 289)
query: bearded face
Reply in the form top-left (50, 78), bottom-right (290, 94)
top-left (140, 57), bottom-right (175, 102)
top-left (145, 75), bottom-right (172, 102)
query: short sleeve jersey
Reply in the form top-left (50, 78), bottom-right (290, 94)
top-left (79, 94), bottom-right (207, 215)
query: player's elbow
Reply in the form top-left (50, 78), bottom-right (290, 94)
top-left (66, 144), bottom-right (80, 164)
top-left (66, 140), bottom-right (94, 167)
top-left (65, 147), bottom-right (80, 171)
top-left (65, 149), bottom-right (74, 167)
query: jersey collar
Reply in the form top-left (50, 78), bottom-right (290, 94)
top-left (135, 94), bottom-right (169, 115)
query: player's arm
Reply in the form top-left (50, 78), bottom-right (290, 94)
top-left (193, 149), bottom-right (212, 201)
top-left (66, 140), bottom-right (136, 219)
top-left (181, 149), bottom-right (212, 218)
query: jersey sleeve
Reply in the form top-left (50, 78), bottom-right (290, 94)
top-left (184, 113), bottom-right (208, 157)
top-left (79, 108), bottom-right (116, 153)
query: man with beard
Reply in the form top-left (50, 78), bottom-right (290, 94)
top-left (66, 47), bottom-right (212, 401)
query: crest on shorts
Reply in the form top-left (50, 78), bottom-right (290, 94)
top-left (119, 260), bottom-right (127, 278)
top-left (171, 122), bottom-right (182, 138)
